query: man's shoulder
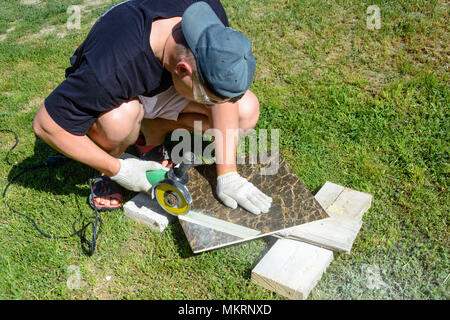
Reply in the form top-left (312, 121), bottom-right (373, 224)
top-left (134, 0), bottom-right (228, 26)
top-left (203, 0), bottom-right (229, 26)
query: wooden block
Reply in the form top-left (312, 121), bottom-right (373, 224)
top-left (276, 181), bottom-right (372, 253)
top-left (327, 185), bottom-right (372, 222)
top-left (275, 217), bottom-right (362, 253)
top-left (123, 193), bottom-right (176, 232)
top-left (251, 239), bottom-right (333, 300)
top-left (314, 181), bottom-right (344, 209)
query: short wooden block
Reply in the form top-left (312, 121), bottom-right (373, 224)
top-left (251, 239), bottom-right (333, 300)
top-left (314, 181), bottom-right (344, 209)
top-left (276, 181), bottom-right (372, 253)
top-left (123, 192), bottom-right (176, 232)
top-left (326, 184), bottom-right (372, 222)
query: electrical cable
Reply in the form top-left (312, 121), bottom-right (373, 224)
top-left (1, 129), bottom-right (102, 256)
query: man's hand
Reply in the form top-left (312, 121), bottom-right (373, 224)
top-left (216, 172), bottom-right (272, 215)
top-left (110, 158), bottom-right (168, 193)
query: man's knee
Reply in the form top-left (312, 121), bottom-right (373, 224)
top-left (32, 104), bottom-right (46, 139)
top-left (89, 99), bottom-right (143, 150)
top-left (238, 90), bottom-right (260, 133)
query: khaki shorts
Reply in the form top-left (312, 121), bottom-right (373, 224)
top-left (138, 86), bottom-right (190, 121)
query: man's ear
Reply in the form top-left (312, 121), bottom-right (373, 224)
top-left (174, 61), bottom-right (193, 77)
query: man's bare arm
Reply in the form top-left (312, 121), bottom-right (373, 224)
top-left (210, 100), bottom-right (273, 214)
top-left (209, 101), bottom-right (239, 176)
top-left (33, 104), bottom-right (120, 176)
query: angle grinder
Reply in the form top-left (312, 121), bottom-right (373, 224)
top-left (146, 152), bottom-right (197, 216)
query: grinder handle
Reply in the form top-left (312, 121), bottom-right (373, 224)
top-left (173, 151), bottom-right (196, 179)
top-left (173, 162), bottom-right (190, 178)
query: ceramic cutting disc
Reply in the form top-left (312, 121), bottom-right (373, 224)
top-left (155, 183), bottom-right (190, 215)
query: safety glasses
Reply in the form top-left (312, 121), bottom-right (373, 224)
top-left (192, 71), bottom-right (230, 105)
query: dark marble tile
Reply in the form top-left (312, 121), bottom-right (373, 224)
top-left (178, 219), bottom-right (243, 253)
top-left (179, 153), bottom-right (329, 253)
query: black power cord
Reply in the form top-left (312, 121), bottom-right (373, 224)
top-left (1, 129), bottom-right (102, 256)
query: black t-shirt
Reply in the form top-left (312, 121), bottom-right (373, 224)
top-left (44, 0), bottom-right (228, 135)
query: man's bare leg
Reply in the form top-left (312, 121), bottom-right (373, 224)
top-left (88, 98), bottom-right (144, 157)
top-left (140, 113), bottom-right (211, 146)
top-left (87, 98), bottom-right (144, 207)
top-left (140, 90), bottom-right (259, 146)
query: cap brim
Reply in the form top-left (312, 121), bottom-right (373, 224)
top-left (182, 2), bottom-right (224, 51)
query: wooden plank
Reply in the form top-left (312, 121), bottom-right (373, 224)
top-left (276, 182), bottom-right (372, 253)
top-left (251, 239), bottom-right (333, 300)
top-left (314, 181), bottom-right (344, 209)
top-left (275, 217), bottom-right (362, 253)
top-left (327, 186), bottom-right (372, 221)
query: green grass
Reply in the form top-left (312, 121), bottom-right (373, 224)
top-left (0, 0), bottom-right (448, 299)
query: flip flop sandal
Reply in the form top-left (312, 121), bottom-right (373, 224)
top-left (139, 144), bottom-right (174, 169)
top-left (134, 132), bottom-right (146, 147)
top-left (88, 176), bottom-right (123, 212)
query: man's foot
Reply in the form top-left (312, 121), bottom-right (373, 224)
top-left (89, 176), bottom-right (123, 211)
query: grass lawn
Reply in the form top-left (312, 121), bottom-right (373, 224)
top-left (0, 0), bottom-right (448, 299)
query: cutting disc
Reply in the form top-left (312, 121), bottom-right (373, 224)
top-left (154, 180), bottom-right (191, 216)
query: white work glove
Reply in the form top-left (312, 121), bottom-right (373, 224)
top-left (216, 172), bottom-right (273, 215)
top-left (110, 158), bottom-right (168, 193)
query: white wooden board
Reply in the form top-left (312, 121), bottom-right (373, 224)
top-left (276, 181), bottom-right (372, 253)
top-left (251, 239), bottom-right (333, 300)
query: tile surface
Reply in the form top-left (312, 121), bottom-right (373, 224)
top-left (178, 154), bottom-right (329, 253)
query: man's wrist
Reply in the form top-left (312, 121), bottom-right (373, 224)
top-left (216, 163), bottom-right (237, 177)
top-left (217, 170), bottom-right (238, 178)
top-left (105, 158), bottom-right (121, 177)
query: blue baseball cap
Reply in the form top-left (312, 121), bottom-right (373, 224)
top-left (181, 1), bottom-right (256, 99)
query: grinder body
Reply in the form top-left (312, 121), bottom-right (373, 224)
top-left (147, 152), bottom-right (196, 216)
